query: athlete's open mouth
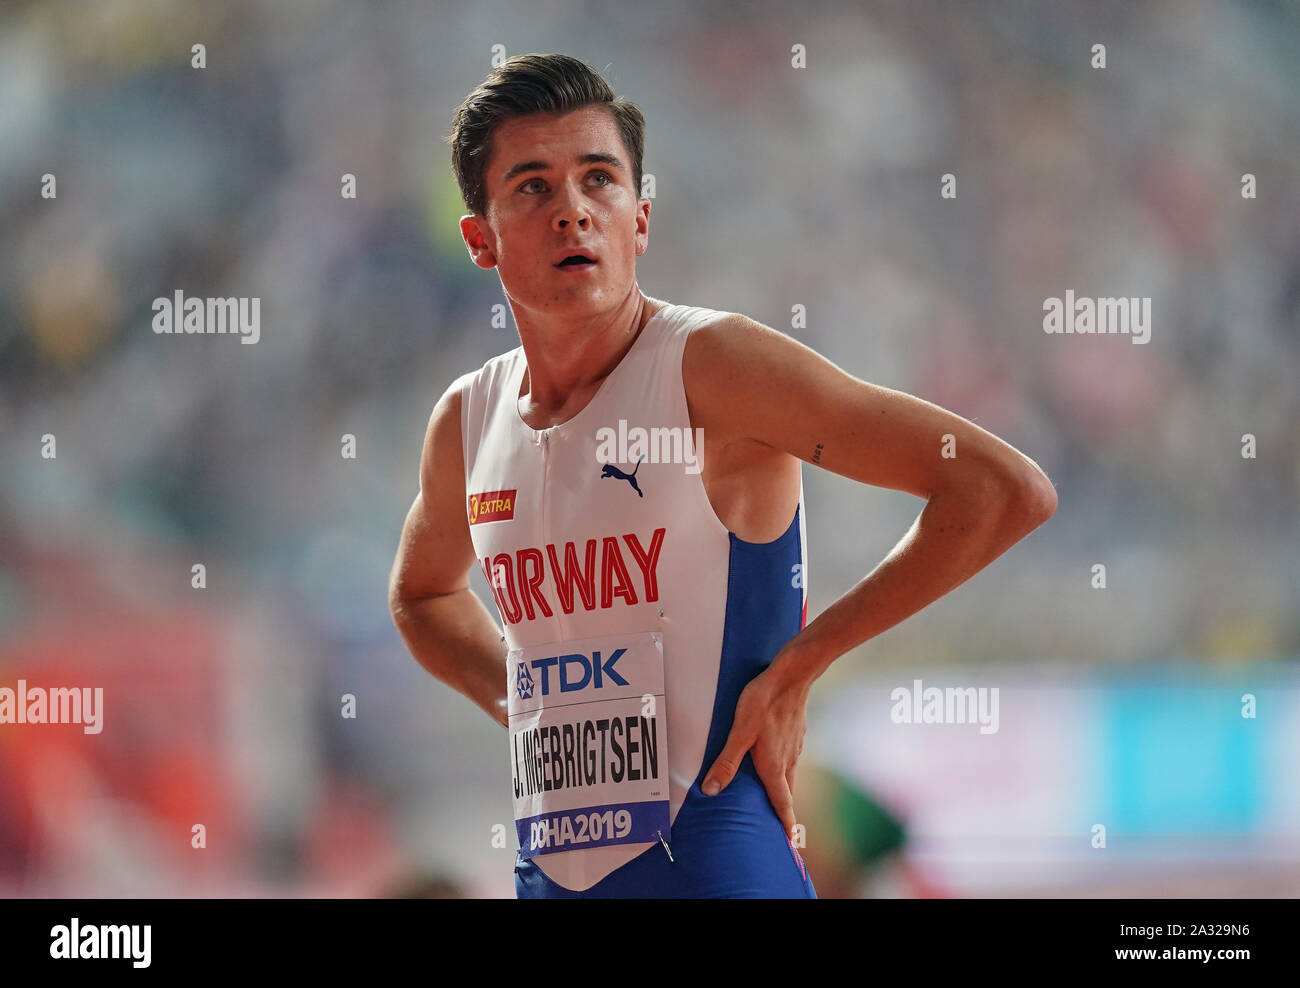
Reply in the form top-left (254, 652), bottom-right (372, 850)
top-left (555, 254), bottom-right (597, 268)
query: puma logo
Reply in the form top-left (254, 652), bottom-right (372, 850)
top-left (600, 457), bottom-right (644, 497)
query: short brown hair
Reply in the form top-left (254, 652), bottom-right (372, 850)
top-left (445, 53), bottom-right (646, 218)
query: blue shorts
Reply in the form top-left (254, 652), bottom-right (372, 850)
top-left (514, 757), bottom-right (817, 898)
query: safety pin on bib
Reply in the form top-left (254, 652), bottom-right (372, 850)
top-left (656, 829), bottom-right (675, 863)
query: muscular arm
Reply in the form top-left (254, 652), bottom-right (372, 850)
top-left (388, 378), bottom-right (509, 728)
top-left (685, 314), bottom-right (1058, 688)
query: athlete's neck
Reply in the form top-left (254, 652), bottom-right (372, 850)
top-left (515, 287), bottom-right (664, 422)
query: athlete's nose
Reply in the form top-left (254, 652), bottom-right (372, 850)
top-left (552, 183), bottom-right (591, 231)
top-left (554, 210), bottom-right (589, 231)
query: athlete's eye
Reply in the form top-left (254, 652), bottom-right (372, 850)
top-left (520, 172), bottom-right (612, 195)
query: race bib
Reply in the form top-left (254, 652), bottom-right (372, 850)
top-left (507, 629), bottom-right (669, 859)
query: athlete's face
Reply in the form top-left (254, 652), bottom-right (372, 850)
top-left (461, 106), bottom-right (650, 316)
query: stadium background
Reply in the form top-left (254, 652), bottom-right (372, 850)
top-left (1, 0), bottom-right (1297, 897)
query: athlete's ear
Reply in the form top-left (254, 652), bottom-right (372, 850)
top-left (633, 198), bottom-right (650, 256)
top-left (460, 213), bottom-right (498, 270)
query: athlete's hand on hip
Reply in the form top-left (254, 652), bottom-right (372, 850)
top-left (700, 663), bottom-right (811, 841)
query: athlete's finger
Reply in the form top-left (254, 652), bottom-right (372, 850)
top-left (766, 772), bottom-right (797, 841)
top-left (702, 725), bottom-right (753, 795)
top-left (788, 735), bottom-right (803, 797)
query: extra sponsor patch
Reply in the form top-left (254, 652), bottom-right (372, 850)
top-left (468, 488), bottom-right (517, 525)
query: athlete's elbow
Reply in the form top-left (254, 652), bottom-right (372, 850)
top-left (1003, 461), bottom-right (1058, 531)
top-left (1030, 477), bottom-right (1058, 525)
top-left (388, 573), bottom-right (424, 628)
top-left (388, 583), bottom-right (410, 629)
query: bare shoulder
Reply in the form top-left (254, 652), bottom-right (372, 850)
top-left (684, 309), bottom-right (801, 364)
top-left (684, 309), bottom-right (1056, 507)
top-left (683, 310), bottom-right (830, 388)
top-left (681, 310), bottom-right (831, 444)
top-left (420, 373), bottom-right (473, 481)
top-left (390, 372), bottom-right (478, 602)
top-left (428, 372), bottom-right (468, 426)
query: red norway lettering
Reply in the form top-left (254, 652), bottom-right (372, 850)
top-left (546, 539), bottom-right (597, 615)
top-left (486, 529), bottom-right (667, 625)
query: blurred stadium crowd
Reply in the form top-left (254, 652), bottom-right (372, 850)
top-left (0, 0), bottom-right (1296, 896)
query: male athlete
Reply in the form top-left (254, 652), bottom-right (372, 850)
top-left (388, 54), bottom-right (1057, 898)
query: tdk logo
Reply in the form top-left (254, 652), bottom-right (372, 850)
top-left (522, 649), bottom-right (628, 697)
top-left (515, 662), bottom-right (535, 700)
